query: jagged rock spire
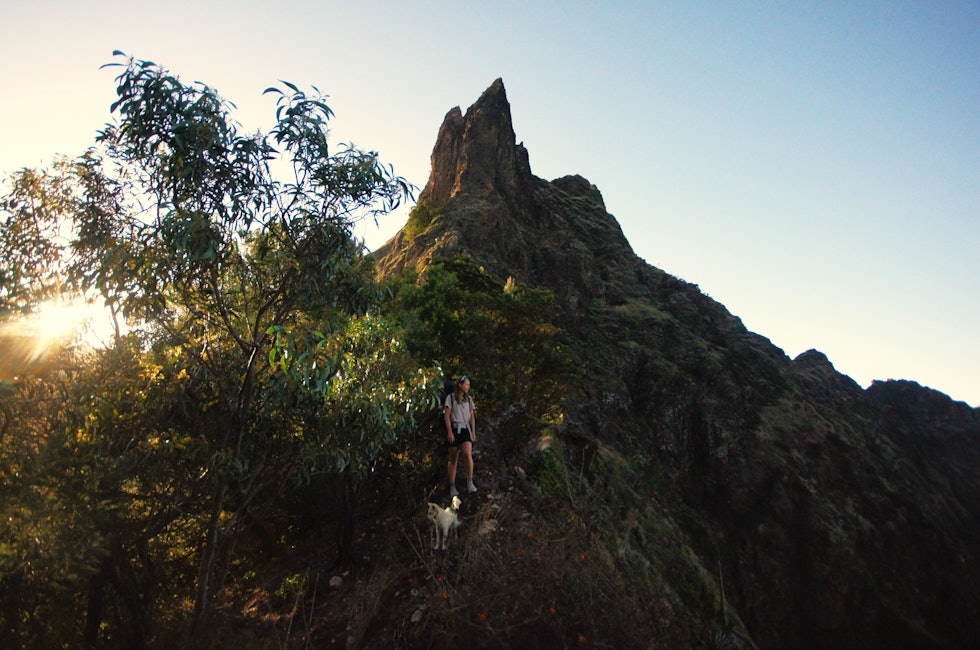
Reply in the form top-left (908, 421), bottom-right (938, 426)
top-left (374, 78), bottom-right (639, 304)
top-left (418, 78), bottom-right (532, 206)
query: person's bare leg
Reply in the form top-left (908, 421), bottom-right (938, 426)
top-left (461, 442), bottom-right (476, 492)
top-left (447, 447), bottom-right (459, 494)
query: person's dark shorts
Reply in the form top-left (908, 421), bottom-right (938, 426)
top-left (448, 427), bottom-right (473, 448)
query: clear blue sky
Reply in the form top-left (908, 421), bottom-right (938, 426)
top-left (2, 1), bottom-right (977, 406)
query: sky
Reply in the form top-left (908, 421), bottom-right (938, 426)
top-left (1, 1), bottom-right (977, 407)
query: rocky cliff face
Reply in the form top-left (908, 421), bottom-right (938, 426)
top-left (375, 80), bottom-right (980, 649)
top-left (374, 78), bottom-right (643, 316)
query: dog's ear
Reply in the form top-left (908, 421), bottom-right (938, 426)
top-left (452, 495), bottom-right (461, 509)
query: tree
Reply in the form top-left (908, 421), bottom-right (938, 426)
top-left (0, 52), bottom-right (433, 641)
top-left (84, 52), bottom-right (427, 630)
top-left (387, 256), bottom-right (571, 419)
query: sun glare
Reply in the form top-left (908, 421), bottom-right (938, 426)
top-left (9, 299), bottom-right (118, 352)
top-left (31, 301), bottom-right (81, 345)
top-left (0, 299), bottom-right (121, 381)
top-left (41, 299), bottom-right (119, 348)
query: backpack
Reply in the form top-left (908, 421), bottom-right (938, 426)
top-left (427, 378), bottom-right (456, 437)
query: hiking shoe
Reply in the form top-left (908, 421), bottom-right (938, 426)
top-left (466, 479), bottom-right (477, 493)
top-left (449, 484), bottom-right (459, 497)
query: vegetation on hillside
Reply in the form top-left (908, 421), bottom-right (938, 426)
top-left (0, 53), bottom-right (432, 646)
top-left (2, 55), bottom-right (712, 649)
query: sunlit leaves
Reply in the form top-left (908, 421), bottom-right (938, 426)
top-left (0, 164), bottom-right (76, 316)
top-left (0, 51), bottom-right (422, 639)
top-left (268, 314), bottom-right (439, 482)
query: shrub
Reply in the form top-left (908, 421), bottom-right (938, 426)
top-left (402, 200), bottom-right (441, 241)
top-left (527, 432), bottom-right (570, 498)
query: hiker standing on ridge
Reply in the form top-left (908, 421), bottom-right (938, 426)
top-left (445, 375), bottom-right (477, 497)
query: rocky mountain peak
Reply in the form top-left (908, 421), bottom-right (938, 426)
top-left (375, 79), bottom-right (641, 311)
top-left (372, 79), bottom-right (980, 649)
top-left (418, 78), bottom-right (532, 207)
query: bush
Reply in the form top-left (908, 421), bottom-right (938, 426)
top-left (402, 200), bottom-right (441, 241)
top-left (527, 432), bottom-right (570, 498)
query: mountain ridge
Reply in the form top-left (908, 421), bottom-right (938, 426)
top-left (373, 78), bottom-right (980, 649)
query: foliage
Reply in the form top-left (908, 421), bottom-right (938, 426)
top-left (0, 52), bottom-right (669, 650)
top-left (401, 199), bottom-right (441, 241)
top-left (0, 165), bottom-right (77, 316)
top-left (267, 313), bottom-right (441, 481)
top-left (385, 255), bottom-right (572, 421)
top-left (0, 52), bottom-right (427, 645)
top-left (526, 432), bottom-right (571, 498)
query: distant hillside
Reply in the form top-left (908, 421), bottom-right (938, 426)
top-left (372, 79), bottom-right (980, 649)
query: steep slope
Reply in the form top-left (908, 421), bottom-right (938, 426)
top-left (375, 79), bottom-right (643, 315)
top-left (374, 80), bottom-right (980, 649)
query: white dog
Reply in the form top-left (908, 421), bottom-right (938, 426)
top-left (427, 495), bottom-right (461, 550)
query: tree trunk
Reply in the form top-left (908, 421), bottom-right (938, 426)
top-left (335, 468), bottom-right (359, 564)
top-left (191, 481), bottom-right (228, 633)
top-left (83, 558), bottom-right (112, 649)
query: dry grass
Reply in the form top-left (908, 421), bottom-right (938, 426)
top-left (205, 429), bottom-right (759, 649)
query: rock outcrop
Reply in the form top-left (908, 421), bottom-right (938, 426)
top-left (374, 78), bottom-right (641, 314)
top-left (418, 78), bottom-right (533, 206)
top-left (375, 80), bottom-right (980, 649)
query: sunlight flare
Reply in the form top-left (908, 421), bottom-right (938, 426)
top-left (0, 299), bottom-right (119, 380)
